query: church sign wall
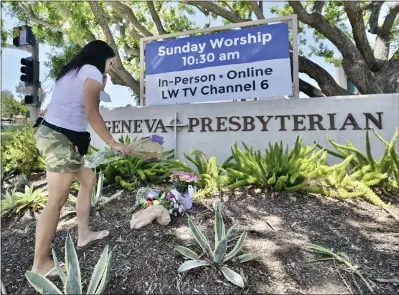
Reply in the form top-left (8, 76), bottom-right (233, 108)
top-left (89, 94), bottom-right (399, 164)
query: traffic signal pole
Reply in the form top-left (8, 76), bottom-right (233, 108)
top-left (30, 42), bottom-right (40, 121)
top-left (10, 25), bottom-right (41, 121)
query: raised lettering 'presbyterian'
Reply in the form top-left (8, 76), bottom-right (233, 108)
top-left (105, 112), bottom-right (383, 134)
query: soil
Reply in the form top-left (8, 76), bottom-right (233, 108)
top-left (1, 175), bottom-right (399, 295)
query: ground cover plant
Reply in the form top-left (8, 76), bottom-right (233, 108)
top-left (1, 129), bottom-right (398, 294)
top-left (25, 234), bottom-right (113, 294)
top-left (175, 200), bottom-right (257, 288)
top-left (1, 123), bottom-right (45, 176)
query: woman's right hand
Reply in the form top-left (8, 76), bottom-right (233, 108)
top-left (109, 141), bottom-right (131, 155)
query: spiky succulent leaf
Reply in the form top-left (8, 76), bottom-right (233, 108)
top-left (223, 231), bottom-right (248, 262)
top-left (214, 237), bottom-right (228, 264)
top-left (87, 245), bottom-right (110, 294)
top-left (214, 201), bottom-right (225, 246)
top-left (65, 264), bottom-right (81, 294)
top-left (25, 271), bottom-right (62, 294)
top-left (187, 215), bottom-right (213, 259)
top-left (174, 246), bottom-right (201, 260)
top-left (220, 267), bottom-right (245, 288)
top-left (236, 253), bottom-right (258, 263)
top-left (178, 260), bottom-right (210, 272)
top-left (65, 235), bottom-right (82, 293)
top-left (51, 248), bottom-right (66, 284)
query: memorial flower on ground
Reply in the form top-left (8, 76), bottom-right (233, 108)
top-left (171, 171), bottom-right (200, 193)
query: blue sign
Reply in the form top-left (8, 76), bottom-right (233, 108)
top-left (145, 22), bottom-right (292, 105)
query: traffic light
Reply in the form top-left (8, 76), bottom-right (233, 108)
top-left (20, 57), bottom-right (34, 84)
top-left (13, 26), bottom-right (36, 47)
top-left (13, 25), bottom-right (40, 110)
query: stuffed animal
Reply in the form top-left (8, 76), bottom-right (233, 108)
top-left (165, 190), bottom-right (184, 217)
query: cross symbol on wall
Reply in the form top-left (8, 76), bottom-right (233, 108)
top-left (164, 112), bottom-right (188, 158)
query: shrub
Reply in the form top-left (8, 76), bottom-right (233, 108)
top-left (225, 137), bottom-right (319, 192)
top-left (184, 151), bottom-right (230, 198)
top-left (1, 185), bottom-right (47, 217)
top-left (26, 234), bottom-right (114, 294)
top-left (1, 123), bottom-right (45, 175)
top-left (315, 128), bottom-right (399, 190)
top-left (175, 200), bottom-right (257, 288)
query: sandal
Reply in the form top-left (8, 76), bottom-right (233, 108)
top-left (77, 230), bottom-right (110, 250)
top-left (44, 262), bottom-right (65, 279)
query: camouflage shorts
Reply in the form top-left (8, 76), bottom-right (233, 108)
top-left (35, 125), bottom-right (83, 173)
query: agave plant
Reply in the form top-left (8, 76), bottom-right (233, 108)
top-left (1, 185), bottom-right (47, 217)
top-left (174, 200), bottom-right (257, 288)
top-left (91, 171), bottom-right (104, 208)
top-left (25, 234), bottom-right (114, 294)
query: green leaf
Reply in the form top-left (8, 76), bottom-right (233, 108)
top-left (178, 260), bottom-right (210, 272)
top-left (213, 237), bottom-right (228, 264)
top-left (214, 200), bottom-right (224, 246)
top-left (236, 253), bottom-right (258, 263)
top-left (87, 245), bottom-right (110, 294)
top-left (223, 231), bottom-right (248, 262)
top-left (25, 271), bottom-right (62, 294)
top-left (220, 266), bottom-right (245, 288)
top-left (65, 234), bottom-right (82, 293)
top-left (51, 248), bottom-right (66, 284)
top-left (187, 215), bottom-right (213, 259)
top-left (174, 246), bottom-right (201, 260)
top-left (65, 264), bottom-right (81, 294)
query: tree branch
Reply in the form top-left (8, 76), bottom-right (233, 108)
top-left (89, 2), bottom-right (139, 94)
top-left (185, 1), bottom-right (244, 23)
top-left (107, 1), bottom-right (153, 37)
top-left (147, 1), bottom-right (167, 35)
top-left (289, 1), bottom-right (375, 94)
top-left (313, 1), bottom-right (325, 14)
top-left (19, 3), bottom-right (65, 33)
top-left (294, 53), bottom-right (352, 96)
top-left (52, 2), bottom-right (97, 43)
top-left (372, 3), bottom-right (399, 63)
top-left (119, 25), bottom-right (139, 57)
top-left (250, 1), bottom-right (265, 20)
top-left (344, 2), bottom-right (377, 69)
top-left (367, 1), bottom-right (384, 34)
top-left (299, 79), bottom-right (326, 98)
top-left (380, 3), bottom-right (399, 36)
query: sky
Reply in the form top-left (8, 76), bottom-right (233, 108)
top-left (1, 2), bottom-right (343, 108)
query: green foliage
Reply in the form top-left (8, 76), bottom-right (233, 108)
top-left (307, 244), bottom-right (374, 293)
top-left (225, 137), bottom-right (318, 192)
top-left (175, 200), bottom-right (257, 288)
top-left (91, 170), bottom-right (104, 208)
top-left (1, 90), bottom-right (29, 118)
top-left (25, 234), bottom-right (114, 294)
top-left (184, 151), bottom-right (230, 198)
top-left (102, 149), bottom-right (184, 191)
top-left (1, 123), bottom-right (45, 174)
top-left (315, 128), bottom-right (399, 190)
top-left (1, 185), bottom-right (47, 217)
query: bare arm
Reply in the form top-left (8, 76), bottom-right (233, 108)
top-left (83, 78), bottom-right (131, 155)
top-left (84, 78), bottom-right (113, 144)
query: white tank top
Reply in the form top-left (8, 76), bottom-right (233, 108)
top-left (45, 65), bottom-right (103, 132)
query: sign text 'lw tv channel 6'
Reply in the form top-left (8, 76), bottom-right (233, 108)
top-left (145, 23), bottom-right (292, 105)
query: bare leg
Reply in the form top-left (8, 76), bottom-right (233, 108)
top-left (74, 167), bottom-right (109, 247)
top-left (31, 171), bottom-right (74, 275)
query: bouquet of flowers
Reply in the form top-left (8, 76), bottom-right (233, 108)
top-left (84, 134), bottom-right (164, 169)
top-left (171, 171), bottom-right (199, 193)
top-left (170, 171), bottom-right (199, 210)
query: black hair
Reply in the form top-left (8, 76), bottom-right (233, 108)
top-left (56, 40), bottom-right (115, 81)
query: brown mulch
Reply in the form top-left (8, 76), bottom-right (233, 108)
top-left (1, 180), bottom-right (399, 295)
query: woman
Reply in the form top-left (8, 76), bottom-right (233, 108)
top-left (32, 40), bottom-right (131, 277)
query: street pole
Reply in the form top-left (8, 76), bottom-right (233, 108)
top-left (30, 42), bottom-right (40, 121)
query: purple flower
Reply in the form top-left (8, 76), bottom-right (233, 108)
top-left (151, 134), bottom-right (164, 145)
